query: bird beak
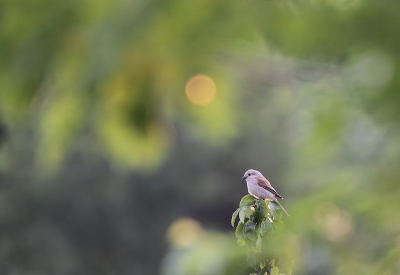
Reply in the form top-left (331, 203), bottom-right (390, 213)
top-left (241, 176), bottom-right (247, 180)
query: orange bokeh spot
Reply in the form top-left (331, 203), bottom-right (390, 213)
top-left (185, 75), bottom-right (217, 106)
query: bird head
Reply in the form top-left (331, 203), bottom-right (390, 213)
top-left (241, 169), bottom-right (262, 181)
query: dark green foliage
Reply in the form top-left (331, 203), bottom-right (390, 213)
top-left (232, 195), bottom-right (286, 275)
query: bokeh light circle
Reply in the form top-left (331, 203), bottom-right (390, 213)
top-left (185, 75), bottom-right (217, 106)
top-left (166, 217), bottom-right (203, 248)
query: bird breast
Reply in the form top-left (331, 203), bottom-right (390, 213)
top-left (247, 180), bottom-right (275, 200)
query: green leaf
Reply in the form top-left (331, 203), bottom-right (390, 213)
top-left (269, 202), bottom-right (277, 220)
top-left (239, 206), bottom-right (250, 223)
top-left (239, 195), bottom-right (255, 207)
top-left (247, 206), bottom-right (255, 219)
top-left (244, 221), bottom-right (257, 241)
top-left (270, 201), bottom-right (283, 220)
top-left (256, 235), bottom-right (262, 251)
top-left (253, 200), bottom-right (266, 224)
top-left (260, 220), bottom-right (273, 237)
top-left (235, 222), bottom-right (245, 240)
top-left (253, 205), bottom-right (261, 224)
top-left (247, 254), bottom-right (259, 270)
top-left (258, 264), bottom-right (267, 275)
top-left (259, 260), bottom-right (266, 269)
top-left (259, 199), bottom-right (268, 219)
top-left (237, 239), bottom-right (246, 246)
top-left (231, 207), bottom-right (241, 227)
top-left (271, 266), bottom-right (280, 275)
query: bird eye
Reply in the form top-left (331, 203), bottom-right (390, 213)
top-left (248, 173), bottom-right (251, 176)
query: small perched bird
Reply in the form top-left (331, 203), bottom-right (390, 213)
top-left (242, 169), bottom-right (289, 216)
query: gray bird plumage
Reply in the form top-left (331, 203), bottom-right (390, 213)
top-left (242, 169), bottom-right (289, 216)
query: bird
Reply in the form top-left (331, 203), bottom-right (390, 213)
top-left (242, 169), bottom-right (289, 216)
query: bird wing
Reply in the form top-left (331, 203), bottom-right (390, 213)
top-left (256, 176), bottom-right (283, 199)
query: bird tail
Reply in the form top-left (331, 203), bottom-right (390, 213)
top-left (273, 199), bottom-right (290, 216)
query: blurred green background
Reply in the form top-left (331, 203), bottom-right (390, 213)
top-left (1, 0), bottom-right (400, 274)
